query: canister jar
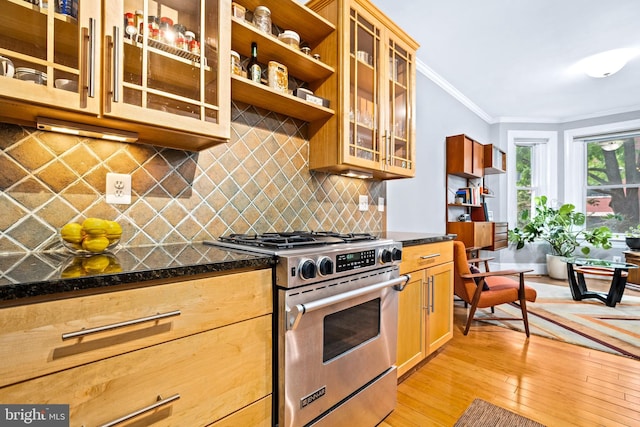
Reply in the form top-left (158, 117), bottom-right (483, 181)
top-left (278, 30), bottom-right (300, 50)
top-left (268, 61), bottom-right (288, 92)
top-left (252, 6), bottom-right (271, 35)
top-left (231, 50), bottom-right (242, 76)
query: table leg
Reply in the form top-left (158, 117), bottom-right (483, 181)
top-left (566, 263), bottom-right (585, 301)
top-left (606, 268), bottom-right (627, 307)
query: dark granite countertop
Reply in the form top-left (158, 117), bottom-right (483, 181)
top-left (0, 243), bottom-right (274, 305)
top-left (383, 231), bottom-right (455, 247)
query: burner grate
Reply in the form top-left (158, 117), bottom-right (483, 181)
top-left (218, 231), bottom-right (378, 249)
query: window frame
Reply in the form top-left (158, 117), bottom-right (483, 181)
top-left (563, 119), bottom-right (640, 237)
top-left (507, 130), bottom-right (558, 230)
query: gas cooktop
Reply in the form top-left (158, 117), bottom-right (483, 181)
top-left (217, 231), bottom-right (378, 250)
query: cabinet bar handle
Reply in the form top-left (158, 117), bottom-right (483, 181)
top-left (112, 26), bottom-right (120, 102)
top-left (97, 394), bottom-right (180, 427)
top-left (88, 17), bottom-right (96, 98)
top-left (80, 26), bottom-right (88, 108)
top-left (420, 253), bottom-right (440, 260)
top-left (430, 276), bottom-right (435, 312)
top-left (62, 310), bottom-right (181, 340)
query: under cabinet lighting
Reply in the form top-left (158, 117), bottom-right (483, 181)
top-left (36, 117), bottom-right (138, 143)
top-left (341, 169), bottom-right (374, 179)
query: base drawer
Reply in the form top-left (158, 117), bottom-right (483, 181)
top-left (0, 269), bottom-right (271, 388)
top-left (0, 315), bottom-right (272, 427)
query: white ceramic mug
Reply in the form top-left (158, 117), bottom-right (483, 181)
top-left (0, 56), bottom-right (14, 78)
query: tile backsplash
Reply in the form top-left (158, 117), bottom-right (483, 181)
top-left (0, 102), bottom-right (385, 254)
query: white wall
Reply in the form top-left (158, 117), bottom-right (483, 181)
top-left (386, 71), bottom-right (490, 233)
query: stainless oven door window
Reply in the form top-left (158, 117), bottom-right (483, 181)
top-left (323, 298), bottom-right (381, 362)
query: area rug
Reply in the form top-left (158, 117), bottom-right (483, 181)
top-left (454, 398), bottom-right (545, 427)
top-left (473, 281), bottom-right (640, 359)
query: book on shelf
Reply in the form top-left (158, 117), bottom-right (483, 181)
top-left (455, 187), bottom-right (481, 205)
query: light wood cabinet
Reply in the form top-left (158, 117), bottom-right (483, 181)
top-left (0, 268), bottom-right (272, 426)
top-left (0, 0), bottom-right (231, 151)
top-left (229, 0), bottom-right (335, 123)
top-left (397, 241), bottom-right (453, 377)
top-left (306, 0), bottom-right (419, 180)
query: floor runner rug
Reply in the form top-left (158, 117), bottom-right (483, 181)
top-left (454, 398), bottom-right (545, 427)
top-left (472, 282), bottom-right (640, 359)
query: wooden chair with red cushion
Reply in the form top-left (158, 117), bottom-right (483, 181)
top-left (453, 240), bottom-right (537, 336)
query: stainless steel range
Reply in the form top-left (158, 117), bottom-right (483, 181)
top-left (206, 232), bottom-right (409, 427)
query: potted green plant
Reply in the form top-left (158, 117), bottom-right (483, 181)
top-left (625, 225), bottom-right (640, 250)
top-left (508, 195), bottom-right (613, 279)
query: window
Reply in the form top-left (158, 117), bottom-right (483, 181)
top-left (507, 131), bottom-right (558, 230)
top-left (580, 133), bottom-right (639, 233)
top-left (564, 120), bottom-right (640, 236)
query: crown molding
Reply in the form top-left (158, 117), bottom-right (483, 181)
top-left (416, 59), bottom-right (494, 123)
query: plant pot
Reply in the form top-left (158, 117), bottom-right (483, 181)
top-left (546, 254), bottom-right (568, 280)
top-left (625, 237), bottom-right (640, 250)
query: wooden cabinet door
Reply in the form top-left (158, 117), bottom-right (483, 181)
top-left (396, 272), bottom-right (425, 377)
top-left (425, 261), bottom-right (454, 355)
top-left (0, 0), bottom-right (102, 115)
top-left (102, 0), bottom-right (231, 140)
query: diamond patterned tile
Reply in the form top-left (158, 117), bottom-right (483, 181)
top-left (0, 101), bottom-right (386, 253)
top-left (7, 135), bottom-right (54, 171)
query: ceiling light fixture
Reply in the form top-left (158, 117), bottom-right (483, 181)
top-left (36, 117), bottom-right (138, 143)
top-left (578, 48), bottom-right (639, 78)
top-left (341, 169), bottom-right (374, 179)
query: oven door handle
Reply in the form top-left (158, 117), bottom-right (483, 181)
top-left (286, 274), bottom-right (411, 331)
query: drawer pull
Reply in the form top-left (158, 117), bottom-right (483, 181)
top-left (62, 310), bottom-right (181, 340)
top-left (97, 394), bottom-right (180, 427)
top-left (420, 253), bottom-right (440, 260)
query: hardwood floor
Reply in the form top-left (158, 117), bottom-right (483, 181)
top-left (382, 279), bottom-right (640, 427)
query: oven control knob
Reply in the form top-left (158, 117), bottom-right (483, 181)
top-left (380, 249), bottom-right (393, 264)
top-left (392, 247), bottom-right (402, 261)
top-left (299, 259), bottom-right (317, 280)
top-left (317, 257), bottom-right (334, 276)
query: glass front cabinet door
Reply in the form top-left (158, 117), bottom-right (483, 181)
top-left (0, 0), bottom-right (230, 151)
top-left (0, 0), bottom-right (102, 115)
top-left (307, 0), bottom-right (418, 180)
top-left (103, 0), bottom-right (230, 146)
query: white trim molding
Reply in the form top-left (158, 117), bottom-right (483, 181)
top-left (506, 130), bottom-right (558, 228)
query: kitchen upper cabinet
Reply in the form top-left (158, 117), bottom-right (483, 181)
top-left (0, 0), bottom-right (231, 151)
top-left (0, 0), bottom-right (102, 115)
top-left (306, 0), bottom-right (419, 180)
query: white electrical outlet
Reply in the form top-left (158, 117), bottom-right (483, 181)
top-left (378, 197), bottom-right (385, 212)
top-left (359, 195), bottom-right (368, 211)
top-left (106, 173), bottom-right (132, 205)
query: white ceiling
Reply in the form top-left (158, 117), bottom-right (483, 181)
top-left (321, 0), bottom-right (640, 123)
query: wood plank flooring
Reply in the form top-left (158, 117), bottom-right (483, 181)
top-left (381, 279), bottom-right (640, 427)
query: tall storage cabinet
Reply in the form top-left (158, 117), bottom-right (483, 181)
top-left (0, 0), bottom-right (231, 151)
top-left (396, 241), bottom-right (453, 378)
top-left (306, 0), bottom-right (419, 180)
